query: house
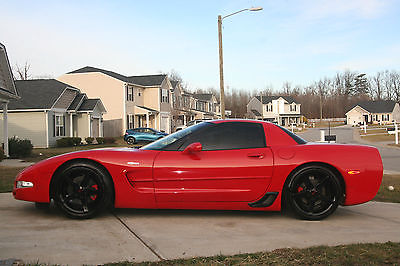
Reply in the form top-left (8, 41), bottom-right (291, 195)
top-left (58, 66), bottom-right (173, 136)
top-left (192, 93), bottom-right (220, 120)
top-left (170, 81), bottom-right (195, 129)
top-left (0, 79), bottom-right (106, 148)
top-left (0, 43), bottom-right (20, 156)
top-left (247, 95), bottom-right (301, 126)
top-left (345, 100), bottom-right (400, 126)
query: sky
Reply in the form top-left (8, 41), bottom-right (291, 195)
top-left (1, 0), bottom-right (400, 92)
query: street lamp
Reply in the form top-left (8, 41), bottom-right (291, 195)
top-left (218, 7), bottom-right (263, 119)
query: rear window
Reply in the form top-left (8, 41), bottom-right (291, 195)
top-left (277, 125), bottom-right (307, 144)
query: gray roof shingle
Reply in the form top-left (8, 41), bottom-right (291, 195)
top-left (68, 66), bottom-right (166, 86)
top-left (353, 100), bottom-right (396, 113)
top-left (255, 95), bottom-right (297, 104)
top-left (10, 79), bottom-right (77, 110)
top-left (78, 99), bottom-right (100, 111)
top-left (193, 93), bottom-right (213, 101)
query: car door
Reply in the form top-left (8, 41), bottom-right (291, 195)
top-left (153, 122), bottom-right (273, 203)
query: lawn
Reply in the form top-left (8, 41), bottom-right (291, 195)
top-left (105, 242), bottom-right (400, 265)
top-left (309, 121), bottom-right (345, 128)
top-left (374, 174), bottom-right (400, 203)
top-left (0, 166), bottom-right (24, 192)
top-left (361, 134), bottom-right (395, 142)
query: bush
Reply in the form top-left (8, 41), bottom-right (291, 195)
top-left (103, 137), bottom-right (116, 144)
top-left (56, 137), bottom-right (73, 147)
top-left (0, 147), bottom-right (4, 162)
top-left (96, 137), bottom-right (105, 144)
top-left (85, 137), bottom-right (94, 144)
top-left (8, 136), bottom-right (33, 158)
top-left (72, 137), bottom-right (82, 146)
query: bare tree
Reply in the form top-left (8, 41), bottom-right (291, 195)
top-left (371, 72), bottom-right (383, 100)
top-left (14, 62), bottom-right (32, 80)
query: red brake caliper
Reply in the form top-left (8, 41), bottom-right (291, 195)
top-left (90, 184), bottom-right (98, 200)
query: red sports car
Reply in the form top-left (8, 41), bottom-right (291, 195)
top-left (13, 120), bottom-right (383, 220)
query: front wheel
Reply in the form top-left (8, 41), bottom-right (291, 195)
top-left (53, 162), bottom-right (113, 219)
top-left (126, 137), bottom-right (136, 145)
top-left (285, 165), bottom-right (342, 220)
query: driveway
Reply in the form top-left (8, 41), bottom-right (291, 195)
top-left (298, 125), bottom-right (400, 173)
top-left (1, 193), bottom-right (400, 265)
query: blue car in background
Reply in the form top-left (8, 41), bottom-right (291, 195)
top-left (124, 127), bottom-right (168, 145)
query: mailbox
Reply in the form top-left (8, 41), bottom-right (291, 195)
top-left (324, 135), bottom-right (336, 142)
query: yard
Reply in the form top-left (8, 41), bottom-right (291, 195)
top-left (106, 242), bottom-right (400, 265)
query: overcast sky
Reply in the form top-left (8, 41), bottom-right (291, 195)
top-left (1, 0), bottom-right (400, 92)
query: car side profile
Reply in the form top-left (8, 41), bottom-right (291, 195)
top-left (14, 120), bottom-right (383, 220)
top-left (124, 127), bottom-right (168, 144)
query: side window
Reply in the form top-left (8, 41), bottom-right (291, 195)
top-left (180, 122), bottom-right (266, 151)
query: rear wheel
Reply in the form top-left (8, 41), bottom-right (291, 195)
top-left (53, 162), bottom-right (113, 219)
top-left (286, 165), bottom-right (342, 220)
top-left (126, 137), bottom-right (136, 145)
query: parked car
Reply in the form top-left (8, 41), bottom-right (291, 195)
top-left (175, 119), bottom-right (212, 131)
top-left (14, 119), bottom-right (383, 220)
top-left (124, 127), bottom-right (168, 144)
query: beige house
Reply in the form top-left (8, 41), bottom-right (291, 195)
top-left (58, 66), bottom-right (173, 136)
top-left (346, 100), bottom-right (400, 126)
top-left (0, 43), bottom-right (20, 156)
top-left (247, 96), bottom-right (301, 126)
top-left (0, 79), bottom-right (106, 148)
top-left (192, 93), bottom-right (220, 120)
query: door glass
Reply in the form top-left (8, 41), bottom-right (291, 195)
top-left (180, 122), bottom-right (266, 151)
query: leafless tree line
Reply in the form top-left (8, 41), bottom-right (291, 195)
top-left (190, 70), bottom-right (400, 119)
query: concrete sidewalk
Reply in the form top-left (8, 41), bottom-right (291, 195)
top-left (1, 193), bottom-right (400, 265)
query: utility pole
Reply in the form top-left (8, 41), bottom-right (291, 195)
top-left (218, 15), bottom-right (225, 119)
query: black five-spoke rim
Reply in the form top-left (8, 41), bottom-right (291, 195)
top-left (58, 167), bottom-right (104, 214)
top-left (289, 169), bottom-right (338, 216)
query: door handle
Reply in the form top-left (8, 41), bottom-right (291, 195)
top-left (247, 153), bottom-right (264, 159)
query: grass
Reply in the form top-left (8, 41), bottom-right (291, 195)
top-left (361, 134), bottom-right (395, 142)
top-left (0, 166), bottom-right (24, 192)
top-left (374, 174), bottom-right (400, 203)
top-left (105, 242), bottom-right (400, 265)
top-left (309, 121), bottom-right (345, 128)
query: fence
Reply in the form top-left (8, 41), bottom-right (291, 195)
top-left (359, 122), bottom-right (399, 144)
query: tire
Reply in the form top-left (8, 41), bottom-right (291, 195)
top-left (285, 165), bottom-right (342, 220)
top-left (52, 162), bottom-right (114, 219)
top-left (126, 137), bottom-right (136, 145)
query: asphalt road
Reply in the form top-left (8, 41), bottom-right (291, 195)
top-left (298, 125), bottom-right (400, 173)
top-left (0, 194), bottom-right (400, 265)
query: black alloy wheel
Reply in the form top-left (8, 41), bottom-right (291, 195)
top-left (53, 162), bottom-right (113, 219)
top-left (286, 165), bottom-right (342, 220)
top-left (126, 137), bottom-right (136, 145)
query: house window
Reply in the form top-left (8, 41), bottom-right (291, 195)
top-left (382, 114), bottom-right (390, 121)
top-left (54, 114), bottom-right (65, 137)
top-left (265, 104), bottom-right (272, 112)
top-left (127, 114), bottom-right (134, 129)
top-left (127, 86), bottom-right (134, 101)
top-left (290, 104), bottom-right (296, 112)
top-left (161, 89), bottom-right (169, 103)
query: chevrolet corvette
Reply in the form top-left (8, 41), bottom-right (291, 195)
top-left (13, 120), bottom-right (383, 220)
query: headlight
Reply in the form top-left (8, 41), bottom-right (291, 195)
top-left (16, 181), bottom-right (34, 188)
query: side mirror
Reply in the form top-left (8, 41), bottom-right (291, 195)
top-left (183, 142), bottom-right (202, 154)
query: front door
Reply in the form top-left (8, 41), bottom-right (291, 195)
top-left (153, 122), bottom-right (273, 203)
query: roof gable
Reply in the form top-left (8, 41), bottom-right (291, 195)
top-left (255, 95), bottom-right (297, 104)
top-left (9, 79), bottom-right (79, 110)
top-left (0, 43), bottom-right (18, 99)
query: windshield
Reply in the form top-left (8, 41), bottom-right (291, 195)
top-left (141, 122), bottom-right (209, 150)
